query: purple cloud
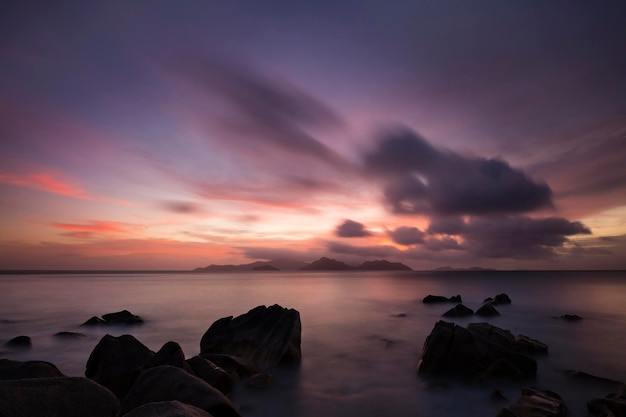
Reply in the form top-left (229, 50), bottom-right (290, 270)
top-left (388, 226), bottom-right (425, 246)
top-left (336, 219), bottom-right (371, 238)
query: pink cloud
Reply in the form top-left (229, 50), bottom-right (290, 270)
top-left (0, 172), bottom-right (92, 199)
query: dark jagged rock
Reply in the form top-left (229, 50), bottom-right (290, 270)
top-left (418, 321), bottom-right (538, 379)
top-left (53, 331), bottom-right (87, 339)
top-left (558, 314), bottom-right (583, 322)
top-left (442, 304), bottom-right (474, 317)
top-left (423, 294), bottom-right (462, 303)
top-left (85, 334), bottom-right (154, 398)
top-left (467, 323), bottom-right (548, 355)
top-left (102, 310), bottom-right (144, 325)
top-left (200, 354), bottom-right (261, 380)
top-left (122, 400), bottom-right (212, 417)
top-left (120, 365), bottom-right (241, 417)
top-left (476, 303), bottom-right (500, 317)
top-left (186, 356), bottom-right (236, 395)
top-left (588, 385), bottom-right (626, 417)
top-left (0, 376), bottom-right (119, 417)
top-left (151, 341), bottom-right (191, 371)
top-left (494, 293), bottom-right (512, 305)
top-left (82, 316), bottom-right (108, 326)
top-left (5, 335), bottom-right (31, 348)
top-left (200, 304), bottom-right (301, 367)
top-left (497, 387), bottom-right (566, 417)
top-left (0, 359), bottom-right (65, 380)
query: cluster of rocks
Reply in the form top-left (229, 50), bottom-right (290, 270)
top-left (423, 292), bottom-right (511, 318)
top-left (0, 304), bottom-right (302, 417)
top-left (82, 310), bottom-right (145, 326)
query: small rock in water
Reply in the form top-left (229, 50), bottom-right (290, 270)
top-left (558, 314), bottom-right (583, 322)
top-left (5, 335), bottom-right (31, 348)
top-left (442, 304), bottom-right (474, 317)
top-left (82, 316), bottom-right (107, 326)
top-left (493, 293), bottom-right (512, 305)
top-left (53, 331), bottom-right (87, 339)
top-left (423, 295), bottom-right (462, 303)
top-left (498, 386), bottom-right (566, 417)
top-left (102, 310), bottom-right (144, 325)
top-left (476, 303), bottom-right (500, 317)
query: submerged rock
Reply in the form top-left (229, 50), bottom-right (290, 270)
top-left (120, 365), bottom-right (241, 417)
top-left (418, 321), bottom-right (539, 379)
top-left (497, 387), bottom-right (566, 417)
top-left (0, 376), bottom-right (119, 417)
top-left (442, 304), bottom-right (474, 317)
top-left (476, 303), bottom-right (500, 317)
top-left (558, 314), bottom-right (583, 322)
top-left (200, 304), bottom-right (301, 367)
top-left (122, 400), bottom-right (212, 417)
top-left (5, 335), bottom-right (31, 348)
top-left (0, 359), bottom-right (65, 380)
top-left (85, 334), bottom-right (154, 398)
top-left (423, 295), bottom-right (462, 303)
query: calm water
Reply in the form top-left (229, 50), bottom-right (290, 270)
top-left (1, 271), bottom-right (625, 416)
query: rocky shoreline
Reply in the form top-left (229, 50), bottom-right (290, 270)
top-left (1, 299), bottom-right (624, 417)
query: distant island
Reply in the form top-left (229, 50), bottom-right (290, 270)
top-left (432, 266), bottom-right (496, 272)
top-left (194, 257), bottom-right (413, 272)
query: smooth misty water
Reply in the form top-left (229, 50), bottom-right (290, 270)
top-left (1, 271), bottom-right (625, 416)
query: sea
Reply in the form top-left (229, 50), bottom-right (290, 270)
top-left (1, 270), bottom-right (625, 417)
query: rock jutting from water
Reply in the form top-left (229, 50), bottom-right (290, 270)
top-left (442, 304), bottom-right (474, 317)
top-left (418, 321), bottom-right (546, 379)
top-left (497, 386), bottom-right (567, 417)
top-left (4, 335), bottom-right (32, 348)
top-left (82, 310), bottom-right (144, 326)
top-left (423, 294), bottom-right (462, 303)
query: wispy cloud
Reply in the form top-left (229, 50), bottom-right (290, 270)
top-left (0, 172), bottom-right (91, 200)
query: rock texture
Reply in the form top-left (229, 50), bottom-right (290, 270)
top-left (0, 359), bottom-right (65, 380)
top-left (497, 387), bottom-right (566, 417)
top-left (200, 304), bottom-right (301, 366)
top-left (120, 365), bottom-right (241, 417)
top-left (85, 334), bottom-right (154, 398)
top-left (442, 304), bottom-right (474, 317)
top-left (418, 321), bottom-right (541, 379)
top-left (122, 400), bottom-right (212, 417)
top-left (0, 376), bottom-right (119, 417)
top-left (423, 295), bottom-right (462, 303)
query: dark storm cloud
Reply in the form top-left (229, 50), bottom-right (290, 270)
top-left (364, 128), bottom-right (553, 216)
top-left (388, 226), bottom-right (424, 246)
top-left (461, 216), bottom-right (591, 259)
top-left (175, 56), bottom-right (345, 164)
top-left (424, 237), bottom-right (462, 252)
top-left (427, 217), bottom-right (466, 235)
top-left (336, 219), bottom-right (371, 238)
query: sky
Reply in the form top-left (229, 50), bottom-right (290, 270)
top-left (1, 1), bottom-right (625, 270)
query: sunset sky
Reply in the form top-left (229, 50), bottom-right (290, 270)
top-left (1, 2), bottom-right (625, 270)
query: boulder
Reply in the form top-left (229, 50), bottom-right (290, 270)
top-left (85, 334), bottom-right (154, 398)
top-left (200, 354), bottom-right (261, 380)
top-left (418, 321), bottom-right (538, 379)
top-left (0, 376), bottom-right (119, 417)
top-left (588, 385), bottom-right (626, 417)
top-left (151, 341), bottom-right (191, 372)
top-left (186, 355), bottom-right (236, 394)
top-left (0, 359), bottom-right (65, 380)
top-left (476, 303), bottom-right (500, 317)
top-left (467, 323), bottom-right (548, 355)
top-left (558, 314), bottom-right (583, 322)
top-left (102, 310), bottom-right (144, 325)
top-left (494, 293), bottom-right (512, 305)
top-left (200, 304), bottom-right (301, 366)
top-left (5, 335), bottom-right (31, 348)
top-left (53, 331), bottom-right (87, 339)
top-left (423, 295), bottom-right (462, 303)
top-left (120, 365), bottom-right (241, 417)
top-left (121, 400), bottom-right (212, 417)
top-left (497, 387), bottom-right (566, 417)
top-left (82, 316), bottom-right (108, 326)
top-left (442, 304), bottom-right (474, 317)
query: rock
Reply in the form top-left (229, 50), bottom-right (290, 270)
top-left (186, 355), bottom-right (236, 395)
top-left (476, 303), bottom-right (500, 317)
top-left (53, 331), bottom-right (87, 339)
top-left (494, 293), bottom-right (512, 305)
top-left (0, 376), bottom-right (119, 417)
top-left (515, 335), bottom-right (548, 355)
top-left (5, 335), bottom-right (31, 348)
top-left (200, 304), bottom-right (301, 367)
top-left (562, 369), bottom-right (623, 385)
top-left (82, 316), bottom-right (108, 326)
top-left (497, 386), bottom-right (566, 417)
top-left (152, 341), bottom-right (191, 372)
top-left (418, 321), bottom-right (537, 379)
top-left (423, 295), bottom-right (461, 303)
top-left (468, 323), bottom-right (548, 355)
top-left (442, 304), bottom-right (474, 317)
top-left (121, 400), bottom-right (212, 417)
top-left (245, 372), bottom-right (274, 389)
top-left (0, 359), bottom-right (65, 379)
top-left (85, 334), bottom-right (154, 398)
top-left (102, 310), bottom-right (144, 325)
top-left (200, 354), bottom-right (261, 380)
top-left (491, 388), bottom-right (511, 403)
top-left (120, 365), bottom-right (241, 417)
top-left (588, 385), bottom-right (626, 417)
top-left (558, 314), bottom-right (583, 321)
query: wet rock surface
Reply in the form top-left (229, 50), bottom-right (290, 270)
top-left (497, 387), bottom-right (566, 417)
